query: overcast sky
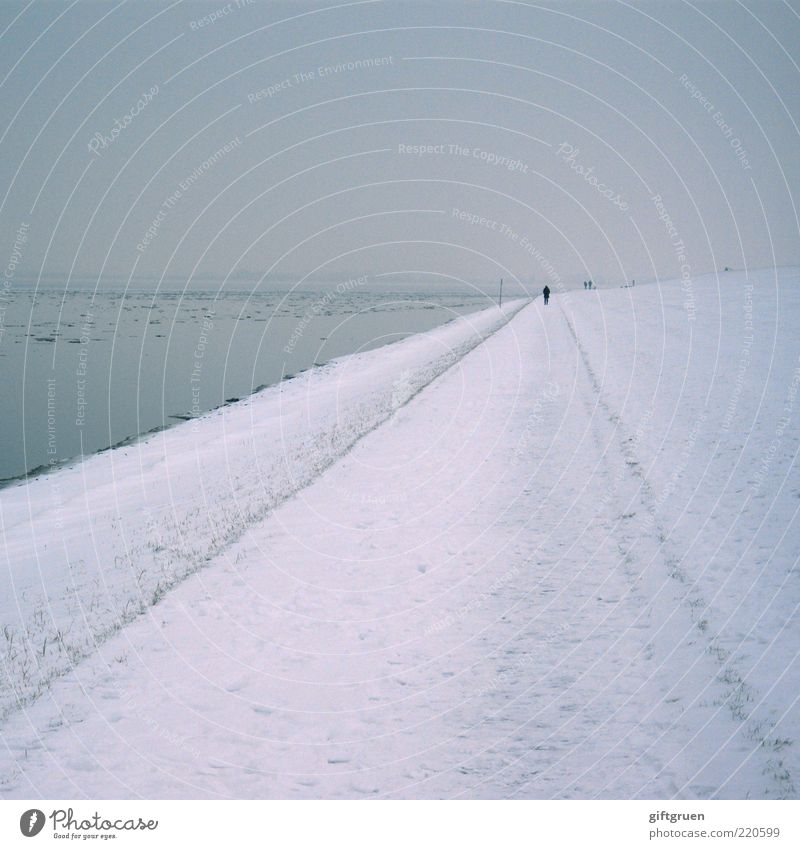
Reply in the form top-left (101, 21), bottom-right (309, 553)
top-left (1, 0), bottom-right (798, 293)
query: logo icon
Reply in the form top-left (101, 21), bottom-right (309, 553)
top-left (19, 809), bottom-right (46, 837)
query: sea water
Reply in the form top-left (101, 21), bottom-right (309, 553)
top-left (0, 286), bottom-right (491, 483)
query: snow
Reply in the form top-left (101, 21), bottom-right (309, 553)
top-left (0, 268), bottom-right (798, 799)
top-left (0, 300), bottom-right (526, 722)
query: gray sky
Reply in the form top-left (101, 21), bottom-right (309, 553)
top-left (1, 0), bottom-right (799, 294)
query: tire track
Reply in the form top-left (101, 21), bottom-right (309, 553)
top-left (558, 301), bottom-right (795, 799)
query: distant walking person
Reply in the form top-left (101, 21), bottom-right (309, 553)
top-left (583, 280), bottom-right (588, 290)
top-left (543, 285), bottom-right (551, 305)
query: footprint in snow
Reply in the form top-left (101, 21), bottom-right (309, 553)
top-left (350, 785), bottom-right (378, 795)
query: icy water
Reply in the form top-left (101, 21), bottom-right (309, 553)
top-left (0, 287), bottom-right (491, 482)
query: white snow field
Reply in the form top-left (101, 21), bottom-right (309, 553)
top-left (0, 299), bottom-right (526, 722)
top-left (0, 268), bottom-right (798, 799)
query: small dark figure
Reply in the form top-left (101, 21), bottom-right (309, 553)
top-left (543, 285), bottom-right (550, 305)
top-left (583, 281), bottom-right (588, 289)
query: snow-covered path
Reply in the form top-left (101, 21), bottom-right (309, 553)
top-left (1, 271), bottom-right (797, 799)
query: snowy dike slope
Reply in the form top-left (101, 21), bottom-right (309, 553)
top-left (1, 268), bottom-right (798, 799)
top-left (0, 300), bottom-right (527, 722)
